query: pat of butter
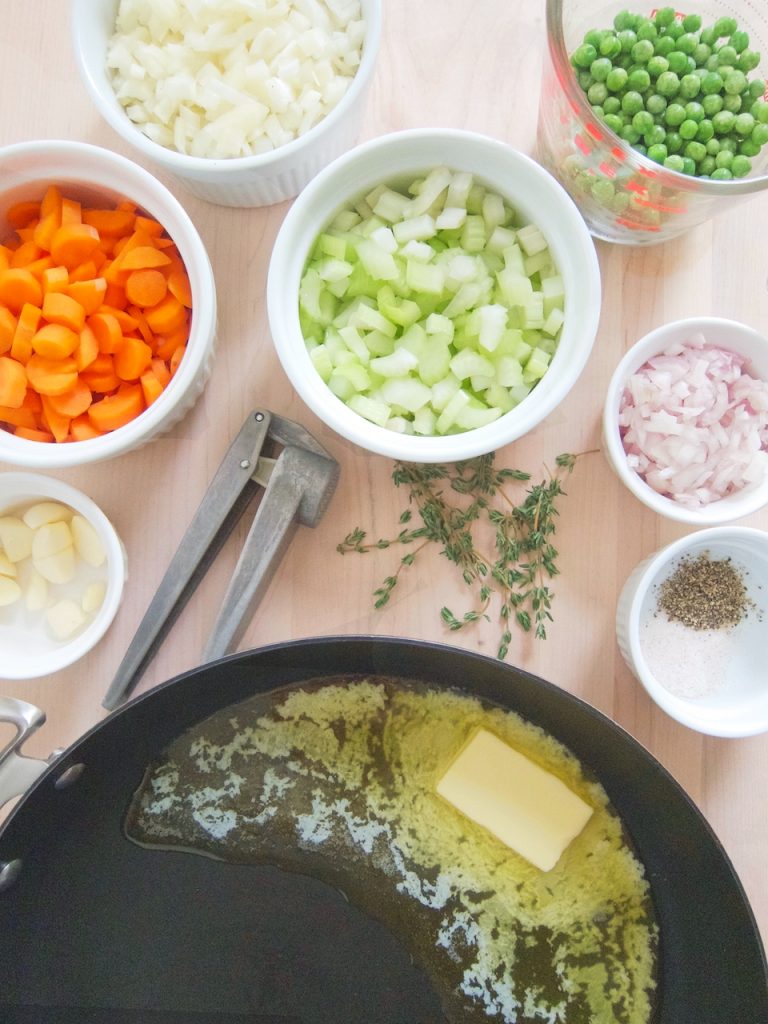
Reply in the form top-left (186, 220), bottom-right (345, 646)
top-left (436, 728), bottom-right (593, 872)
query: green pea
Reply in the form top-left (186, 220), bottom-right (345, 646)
top-left (591, 179), bottom-right (616, 204)
top-left (724, 70), bottom-right (748, 95)
top-left (636, 19), bottom-right (658, 41)
top-left (665, 21), bottom-right (683, 40)
top-left (752, 122), bottom-right (768, 145)
top-left (612, 192), bottom-right (631, 213)
top-left (705, 137), bottom-right (720, 154)
top-left (681, 156), bottom-right (696, 174)
top-left (696, 119), bottom-right (714, 142)
top-left (715, 148), bottom-right (733, 168)
top-left (604, 113), bottom-right (624, 133)
top-left (712, 109), bottom-right (736, 133)
top-left (619, 124), bottom-right (641, 143)
top-left (588, 82), bottom-right (609, 106)
top-left (731, 153), bottom-right (752, 176)
top-left (699, 155), bottom-right (716, 175)
top-left (634, 143), bottom-right (648, 155)
top-left (720, 136), bottom-right (737, 152)
top-left (737, 50), bottom-right (760, 73)
top-left (734, 111), bottom-right (756, 135)
top-left (713, 17), bottom-right (737, 38)
top-left (722, 93), bottom-right (743, 113)
top-left (646, 93), bottom-right (668, 116)
top-left (632, 109), bottom-right (655, 134)
top-left (584, 29), bottom-right (602, 48)
top-left (600, 34), bottom-right (622, 59)
top-left (606, 66), bottom-right (628, 91)
top-left (666, 51), bottom-right (690, 75)
top-left (749, 79), bottom-right (766, 101)
top-left (699, 26), bottom-right (717, 48)
top-left (664, 102), bottom-right (686, 126)
top-left (701, 71), bottom-right (724, 95)
top-left (617, 29), bottom-right (637, 53)
top-left (684, 140), bottom-right (706, 163)
top-left (655, 35), bottom-right (676, 57)
top-left (631, 38), bottom-right (655, 63)
top-left (665, 130), bottom-right (683, 153)
top-left (676, 32), bottom-right (697, 55)
top-left (654, 6), bottom-right (676, 28)
top-left (705, 53), bottom-right (721, 72)
top-left (692, 43), bottom-right (711, 66)
top-left (572, 43), bottom-right (597, 69)
top-left (679, 74), bottom-right (701, 99)
top-left (621, 90), bottom-right (645, 115)
top-left (644, 124), bottom-right (667, 146)
top-left (604, 95), bottom-right (621, 114)
top-left (684, 101), bottom-right (705, 122)
top-left (679, 118), bottom-right (699, 139)
top-left (730, 30), bottom-right (749, 54)
top-left (663, 154), bottom-right (686, 171)
top-left (646, 54), bottom-right (669, 78)
top-left (702, 93), bottom-right (724, 116)
top-left (656, 70), bottom-right (680, 96)
top-left (590, 57), bottom-right (613, 82)
top-left (752, 100), bottom-right (768, 123)
top-left (682, 14), bottom-right (701, 33)
top-left (739, 139), bottom-right (761, 157)
top-left (592, 105), bottom-right (605, 119)
top-left (647, 143), bottom-right (668, 163)
top-left (711, 167), bottom-right (733, 179)
top-left (717, 45), bottom-right (738, 67)
top-left (614, 10), bottom-right (637, 32)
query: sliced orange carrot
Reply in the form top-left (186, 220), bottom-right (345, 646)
top-left (88, 383), bottom-right (144, 432)
top-left (151, 357), bottom-right (171, 387)
top-left (0, 308), bottom-right (16, 354)
top-left (25, 256), bottom-right (55, 282)
top-left (32, 213), bottom-right (60, 252)
top-left (22, 388), bottom-right (42, 414)
top-left (100, 304), bottom-right (138, 333)
top-left (15, 425), bottom-right (54, 442)
top-left (127, 304), bottom-right (155, 346)
top-left (10, 303), bottom-right (41, 363)
top-left (103, 284), bottom-right (128, 310)
top-left (47, 377), bottom-right (92, 418)
top-left (6, 200), bottom-right (41, 231)
top-left (167, 267), bottom-right (193, 308)
top-left (134, 215), bottom-right (164, 237)
top-left (170, 345), bottom-right (186, 376)
top-left (42, 292), bottom-right (86, 333)
top-left (87, 312), bottom-right (123, 354)
top-left (70, 413), bottom-right (104, 440)
top-left (0, 268), bottom-right (43, 313)
top-left (66, 277), bottom-right (107, 315)
top-left (0, 247), bottom-right (10, 272)
top-left (80, 352), bottom-right (120, 393)
top-left (125, 268), bottom-right (167, 308)
top-left (40, 185), bottom-right (63, 220)
top-left (50, 223), bottom-right (101, 268)
top-left (60, 198), bottom-right (82, 226)
top-left (40, 395), bottom-right (71, 443)
top-left (0, 356), bottom-right (28, 407)
top-left (25, 353), bottom-right (78, 396)
top-left (0, 403), bottom-right (37, 429)
top-left (115, 336), bottom-right (152, 381)
top-left (82, 208), bottom-right (136, 236)
top-left (140, 370), bottom-right (164, 406)
top-left (10, 241), bottom-right (44, 268)
top-left (119, 246), bottom-right (171, 271)
top-left (154, 325), bottom-right (188, 360)
top-left (75, 324), bottom-right (99, 371)
top-left (144, 294), bottom-right (186, 335)
top-left (31, 323), bottom-right (80, 360)
top-left (42, 265), bottom-right (69, 294)
top-left (68, 259), bottom-right (100, 283)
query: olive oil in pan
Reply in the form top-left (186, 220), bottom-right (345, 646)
top-left (126, 677), bottom-right (658, 1024)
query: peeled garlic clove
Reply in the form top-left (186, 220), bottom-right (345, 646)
top-left (34, 546), bottom-right (77, 585)
top-left (46, 599), bottom-right (86, 640)
top-left (25, 571), bottom-right (49, 611)
top-left (22, 502), bottom-right (72, 530)
top-left (71, 515), bottom-right (106, 568)
top-left (32, 521), bottom-right (73, 560)
top-left (0, 576), bottom-right (21, 606)
top-left (0, 551), bottom-right (17, 578)
top-left (0, 516), bottom-right (34, 562)
top-left (82, 580), bottom-right (106, 614)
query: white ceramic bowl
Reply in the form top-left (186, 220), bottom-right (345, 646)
top-left (603, 317), bottom-right (768, 525)
top-left (71, 0), bottom-right (382, 207)
top-left (267, 129), bottom-right (602, 462)
top-left (0, 472), bottom-right (127, 680)
top-left (616, 527), bottom-right (768, 738)
top-left (0, 140), bottom-right (216, 469)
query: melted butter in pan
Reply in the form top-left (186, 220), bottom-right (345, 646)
top-left (125, 676), bottom-right (658, 1024)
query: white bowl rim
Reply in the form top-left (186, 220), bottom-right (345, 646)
top-left (0, 138), bottom-right (216, 468)
top-left (0, 471), bottom-right (126, 679)
top-left (623, 525), bottom-right (768, 738)
top-left (70, 0), bottom-right (383, 175)
top-left (267, 127), bottom-right (602, 461)
top-left (602, 315), bottom-right (768, 525)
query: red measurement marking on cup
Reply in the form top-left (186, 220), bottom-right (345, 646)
top-left (599, 162), bottom-right (616, 178)
top-left (575, 134), bottom-right (591, 155)
top-left (616, 216), bottom-right (662, 231)
top-left (627, 180), bottom-right (648, 194)
top-left (634, 198), bottom-right (687, 213)
top-left (586, 122), bottom-right (604, 142)
top-left (611, 146), bottom-right (627, 161)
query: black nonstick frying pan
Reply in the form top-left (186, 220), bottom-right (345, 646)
top-left (1, 636), bottom-right (766, 1023)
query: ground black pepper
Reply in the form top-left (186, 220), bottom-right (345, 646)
top-left (657, 552), bottom-right (751, 631)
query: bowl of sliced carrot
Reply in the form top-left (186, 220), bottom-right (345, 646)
top-left (0, 139), bottom-right (216, 467)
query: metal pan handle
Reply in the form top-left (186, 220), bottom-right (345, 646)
top-left (0, 697), bottom-right (49, 809)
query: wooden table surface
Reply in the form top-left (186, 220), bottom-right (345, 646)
top-left (2, 0), bottom-right (767, 953)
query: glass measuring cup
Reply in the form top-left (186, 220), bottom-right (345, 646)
top-left (537, 0), bottom-right (768, 244)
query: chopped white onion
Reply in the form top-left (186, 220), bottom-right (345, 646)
top-left (618, 336), bottom-right (768, 509)
top-left (107, 0), bottom-right (365, 159)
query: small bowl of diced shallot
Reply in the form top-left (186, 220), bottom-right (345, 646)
top-left (602, 317), bottom-right (768, 525)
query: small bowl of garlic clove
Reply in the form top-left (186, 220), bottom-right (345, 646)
top-left (0, 472), bottom-right (126, 679)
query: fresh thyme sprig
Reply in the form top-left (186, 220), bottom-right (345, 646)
top-left (337, 451), bottom-right (589, 660)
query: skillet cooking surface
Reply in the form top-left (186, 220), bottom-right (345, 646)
top-left (1, 637), bottom-right (766, 1023)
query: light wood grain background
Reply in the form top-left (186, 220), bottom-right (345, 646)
top-left (1, 0), bottom-right (767, 947)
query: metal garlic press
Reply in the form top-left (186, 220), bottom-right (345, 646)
top-left (102, 410), bottom-right (340, 710)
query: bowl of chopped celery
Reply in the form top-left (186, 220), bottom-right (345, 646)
top-left (538, 0), bottom-right (768, 244)
top-left (71, 0), bottom-right (382, 207)
top-left (267, 129), bottom-right (601, 462)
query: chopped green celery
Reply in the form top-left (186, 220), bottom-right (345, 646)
top-left (461, 215), bottom-right (487, 252)
top-left (521, 329), bottom-right (542, 346)
top-left (522, 293), bottom-right (545, 329)
top-left (318, 233), bottom-right (348, 260)
top-left (478, 304), bottom-right (508, 352)
top-left (502, 243), bottom-right (525, 272)
top-left (309, 344), bottom-right (333, 382)
top-left (370, 226), bottom-right (398, 253)
top-left (387, 416), bottom-right (415, 434)
top-left (335, 359), bottom-right (371, 392)
top-left (369, 347), bottom-right (419, 377)
top-left (354, 238), bottom-right (399, 280)
top-left (397, 323), bottom-right (428, 359)
top-left (543, 307), bottom-right (565, 338)
top-left (393, 214), bottom-right (437, 244)
top-left (418, 339), bottom-right (452, 385)
top-left (351, 302), bottom-right (397, 337)
top-left (436, 207), bottom-right (467, 230)
top-left (328, 371), bottom-right (355, 401)
top-left (466, 184), bottom-right (486, 214)
top-left (372, 187), bottom-right (412, 223)
top-left (337, 324), bottom-right (371, 364)
top-left (537, 335), bottom-right (557, 355)
top-left (523, 250), bottom-right (552, 277)
top-left (376, 286), bottom-right (421, 328)
top-left (496, 268), bottom-right (533, 307)
top-left (510, 384), bottom-right (532, 404)
top-left (493, 328), bottom-right (524, 355)
top-left (401, 239), bottom-right (435, 263)
top-left (428, 237), bottom-right (449, 254)
top-left (444, 251), bottom-right (478, 286)
top-left (484, 383), bottom-right (514, 413)
top-left (380, 377), bottom-right (432, 413)
top-left (344, 262), bottom-right (381, 299)
top-left (347, 393), bottom-right (391, 427)
top-left (446, 171), bottom-right (473, 207)
top-left (407, 166), bottom-right (452, 216)
top-left (361, 329), bottom-right (395, 357)
top-left (470, 373), bottom-right (494, 393)
top-left (442, 282), bottom-right (484, 318)
top-left (450, 347), bottom-right (495, 381)
top-left (523, 346), bottom-right (552, 383)
top-left (333, 295), bottom-right (375, 329)
top-left (482, 192), bottom-right (506, 231)
top-left (354, 197), bottom-right (374, 221)
top-left (455, 403), bottom-right (503, 429)
top-left (431, 373), bottom-right (461, 410)
top-left (405, 260), bottom-right (445, 295)
top-left (480, 250), bottom-right (504, 275)
top-left (495, 355), bottom-right (524, 387)
top-left (325, 278), bottom-right (349, 299)
top-left (513, 339), bottom-right (533, 362)
top-left (425, 312), bottom-right (454, 340)
top-left (541, 275), bottom-right (565, 314)
top-left (407, 176), bottom-right (424, 196)
top-left (516, 223), bottom-right (548, 256)
top-left (330, 209), bottom-right (361, 232)
top-left (317, 257), bottom-right (353, 282)
top-left (299, 268), bottom-right (337, 326)
top-left (487, 225), bottom-right (517, 254)
top-left (413, 406), bottom-right (438, 435)
top-left (436, 388), bottom-right (471, 433)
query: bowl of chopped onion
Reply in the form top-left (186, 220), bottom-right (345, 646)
top-left (616, 526), bottom-right (768, 737)
top-left (603, 317), bottom-right (768, 524)
top-left (267, 128), bottom-right (602, 462)
top-left (71, 0), bottom-right (382, 207)
top-left (0, 139), bottom-right (216, 468)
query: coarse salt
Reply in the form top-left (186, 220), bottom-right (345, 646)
top-left (640, 614), bottom-right (734, 700)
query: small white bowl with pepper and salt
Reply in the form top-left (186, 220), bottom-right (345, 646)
top-left (616, 527), bottom-right (768, 738)
top-left (603, 317), bottom-right (768, 525)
